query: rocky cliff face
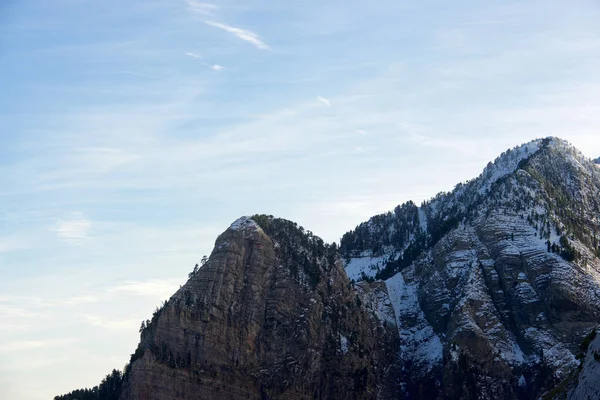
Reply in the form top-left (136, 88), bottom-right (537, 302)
top-left (341, 137), bottom-right (600, 399)
top-left (119, 216), bottom-right (399, 400)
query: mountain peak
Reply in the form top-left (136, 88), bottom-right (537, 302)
top-left (476, 138), bottom-right (542, 194)
top-left (477, 137), bottom-right (586, 194)
top-left (594, 157), bottom-right (600, 165)
top-left (115, 215), bottom-right (397, 400)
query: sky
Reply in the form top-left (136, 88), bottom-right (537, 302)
top-left (1, 0), bottom-right (600, 398)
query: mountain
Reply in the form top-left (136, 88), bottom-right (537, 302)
top-left (56, 137), bottom-right (600, 400)
top-left (594, 157), bottom-right (600, 164)
top-left (340, 137), bottom-right (600, 399)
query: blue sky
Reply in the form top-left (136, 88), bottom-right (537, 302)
top-left (1, 0), bottom-right (600, 398)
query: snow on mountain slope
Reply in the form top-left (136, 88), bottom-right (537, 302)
top-left (345, 251), bottom-right (395, 281)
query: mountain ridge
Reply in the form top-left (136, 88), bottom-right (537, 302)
top-left (342, 137), bottom-right (600, 281)
top-left (55, 137), bottom-right (600, 400)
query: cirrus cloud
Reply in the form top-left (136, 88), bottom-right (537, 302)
top-left (204, 21), bottom-right (271, 50)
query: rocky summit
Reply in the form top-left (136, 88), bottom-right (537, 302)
top-left (119, 216), bottom-right (399, 400)
top-left (56, 137), bottom-right (600, 400)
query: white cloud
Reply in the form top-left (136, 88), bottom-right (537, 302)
top-left (210, 64), bottom-right (224, 71)
top-left (54, 214), bottom-right (92, 243)
top-left (317, 96), bottom-right (331, 107)
top-left (204, 21), bottom-right (271, 50)
top-left (185, 52), bottom-right (201, 59)
top-left (184, 0), bottom-right (217, 17)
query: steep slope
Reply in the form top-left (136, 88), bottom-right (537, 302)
top-left (119, 216), bottom-right (399, 400)
top-left (341, 137), bottom-right (600, 399)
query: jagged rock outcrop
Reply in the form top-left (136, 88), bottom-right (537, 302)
top-left (341, 137), bottom-right (600, 399)
top-left (119, 216), bottom-right (399, 400)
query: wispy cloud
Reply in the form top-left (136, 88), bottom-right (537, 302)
top-left (405, 131), bottom-right (482, 156)
top-left (108, 279), bottom-right (180, 299)
top-left (0, 339), bottom-right (79, 354)
top-left (184, 0), bottom-right (217, 17)
top-left (317, 96), bottom-right (331, 107)
top-left (71, 147), bottom-right (140, 173)
top-left (210, 64), bottom-right (224, 71)
top-left (185, 52), bottom-right (201, 59)
top-left (53, 213), bottom-right (92, 243)
top-left (0, 237), bottom-right (30, 253)
top-left (204, 21), bottom-right (271, 50)
top-left (80, 314), bottom-right (139, 331)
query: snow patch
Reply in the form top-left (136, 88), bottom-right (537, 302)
top-left (229, 216), bottom-right (261, 232)
top-left (418, 207), bottom-right (428, 232)
top-left (340, 334), bottom-right (349, 355)
top-left (385, 271), bottom-right (443, 372)
top-left (345, 254), bottom-right (390, 281)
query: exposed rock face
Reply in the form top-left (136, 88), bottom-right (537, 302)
top-left (120, 216), bottom-right (398, 400)
top-left (341, 138), bottom-right (600, 399)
